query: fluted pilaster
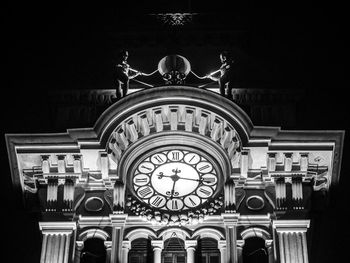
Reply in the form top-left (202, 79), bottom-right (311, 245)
top-left (273, 220), bottom-right (310, 263)
top-left (222, 213), bottom-right (239, 263)
top-left (110, 214), bottom-right (128, 263)
top-left (39, 222), bottom-right (76, 263)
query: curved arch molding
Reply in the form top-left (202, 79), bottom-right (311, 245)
top-left (95, 86), bottom-right (252, 145)
top-left (78, 229), bottom-right (110, 241)
top-left (101, 86), bottom-right (248, 171)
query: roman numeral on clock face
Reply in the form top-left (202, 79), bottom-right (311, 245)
top-left (172, 152), bottom-right (180, 160)
top-left (166, 199), bottom-right (183, 211)
top-left (196, 162), bottom-right (213, 173)
top-left (199, 165), bottom-right (210, 171)
top-left (151, 153), bottom-right (167, 165)
top-left (137, 186), bottom-right (153, 198)
top-left (204, 177), bottom-right (215, 183)
top-left (141, 165), bottom-right (152, 171)
top-left (150, 195), bottom-right (166, 208)
top-left (167, 150), bottom-right (184, 161)
top-left (152, 196), bottom-right (162, 206)
top-left (196, 186), bottom-right (213, 198)
top-left (184, 195), bottom-right (201, 208)
top-left (199, 188), bottom-right (211, 196)
top-left (154, 155), bottom-right (163, 162)
top-left (136, 178), bottom-right (147, 182)
top-left (138, 162), bottom-right (155, 173)
top-left (201, 174), bottom-right (217, 186)
top-left (184, 153), bottom-right (200, 165)
top-left (133, 174), bottom-right (150, 186)
top-left (172, 200), bottom-right (178, 209)
top-left (189, 197), bottom-right (196, 206)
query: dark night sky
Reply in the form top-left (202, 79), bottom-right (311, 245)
top-left (2, 1), bottom-right (349, 262)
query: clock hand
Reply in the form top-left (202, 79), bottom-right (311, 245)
top-left (166, 180), bottom-right (179, 197)
top-left (171, 180), bottom-right (176, 197)
top-left (177, 177), bottom-right (203, 182)
top-left (157, 172), bottom-right (172, 179)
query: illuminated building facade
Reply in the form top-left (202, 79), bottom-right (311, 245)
top-left (5, 81), bottom-right (344, 263)
top-left (3, 4), bottom-right (347, 263)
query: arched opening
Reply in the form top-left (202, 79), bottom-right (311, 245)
top-left (196, 238), bottom-right (220, 263)
top-left (242, 237), bottom-right (268, 263)
top-left (80, 238), bottom-right (106, 263)
top-left (162, 238), bottom-right (186, 263)
top-left (129, 238), bottom-right (153, 263)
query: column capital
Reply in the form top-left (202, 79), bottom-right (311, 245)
top-left (273, 220), bottom-right (310, 233)
top-left (184, 240), bottom-right (197, 250)
top-left (237, 239), bottom-right (245, 248)
top-left (76, 241), bottom-right (84, 250)
top-left (39, 221), bottom-right (76, 235)
top-left (218, 240), bottom-right (227, 250)
top-left (221, 212), bottom-right (240, 225)
top-left (105, 241), bottom-right (113, 249)
top-left (122, 240), bottom-right (131, 250)
top-left (110, 214), bottom-right (128, 227)
top-left (151, 240), bottom-right (164, 250)
top-left (265, 239), bottom-right (273, 248)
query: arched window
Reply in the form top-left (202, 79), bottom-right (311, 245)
top-left (129, 238), bottom-right (153, 263)
top-left (196, 238), bottom-right (220, 263)
top-left (80, 238), bottom-right (106, 263)
top-left (162, 238), bottom-right (186, 263)
top-left (242, 237), bottom-right (268, 263)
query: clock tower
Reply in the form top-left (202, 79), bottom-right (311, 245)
top-left (6, 83), bottom-right (344, 263)
top-left (5, 72), bottom-right (344, 263)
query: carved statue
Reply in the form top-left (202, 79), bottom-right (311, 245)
top-left (114, 50), bottom-right (142, 99)
top-left (206, 51), bottom-right (235, 99)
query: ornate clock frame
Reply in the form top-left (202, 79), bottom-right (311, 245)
top-left (119, 132), bottom-right (231, 225)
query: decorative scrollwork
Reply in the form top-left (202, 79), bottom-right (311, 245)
top-left (126, 195), bottom-right (224, 226)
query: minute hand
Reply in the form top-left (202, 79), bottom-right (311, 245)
top-left (178, 176), bottom-right (202, 182)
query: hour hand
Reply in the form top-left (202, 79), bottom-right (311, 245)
top-left (157, 172), bottom-right (171, 179)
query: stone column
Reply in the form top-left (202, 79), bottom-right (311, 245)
top-left (273, 220), bottom-right (310, 263)
top-left (39, 222), bottom-right (76, 263)
top-left (222, 213), bottom-right (239, 263)
top-left (218, 240), bottom-right (227, 263)
top-left (236, 240), bottom-right (245, 263)
top-left (74, 241), bottom-right (84, 263)
top-left (110, 214), bottom-right (128, 263)
top-left (185, 240), bottom-right (197, 263)
top-left (265, 240), bottom-right (274, 263)
top-left (151, 240), bottom-right (164, 263)
top-left (121, 241), bottom-right (131, 263)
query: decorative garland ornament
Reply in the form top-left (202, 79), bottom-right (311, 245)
top-left (126, 195), bottom-right (224, 226)
top-left (151, 13), bottom-right (197, 26)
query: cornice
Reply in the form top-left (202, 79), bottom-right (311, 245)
top-left (39, 221), bottom-right (76, 234)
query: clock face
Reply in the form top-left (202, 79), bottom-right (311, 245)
top-left (131, 149), bottom-right (219, 212)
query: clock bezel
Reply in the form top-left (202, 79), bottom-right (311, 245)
top-left (129, 146), bottom-right (222, 212)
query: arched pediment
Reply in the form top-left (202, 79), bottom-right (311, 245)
top-left (158, 227), bottom-right (191, 241)
top-left (78, 229), bottom-right (110, 241)
top-left (192, 228), bottom-right (224, 240)
top-left (240, 227), bottom-right (271, 240)
top-left (97, 86), bottom-right (251, 175)
top-left (125, 228), bottom-right (157, 241)
top-left (94, 85), bottom-right (252, 147)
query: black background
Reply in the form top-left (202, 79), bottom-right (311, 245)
top-left (2, 1), bottom-right (348, 262)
